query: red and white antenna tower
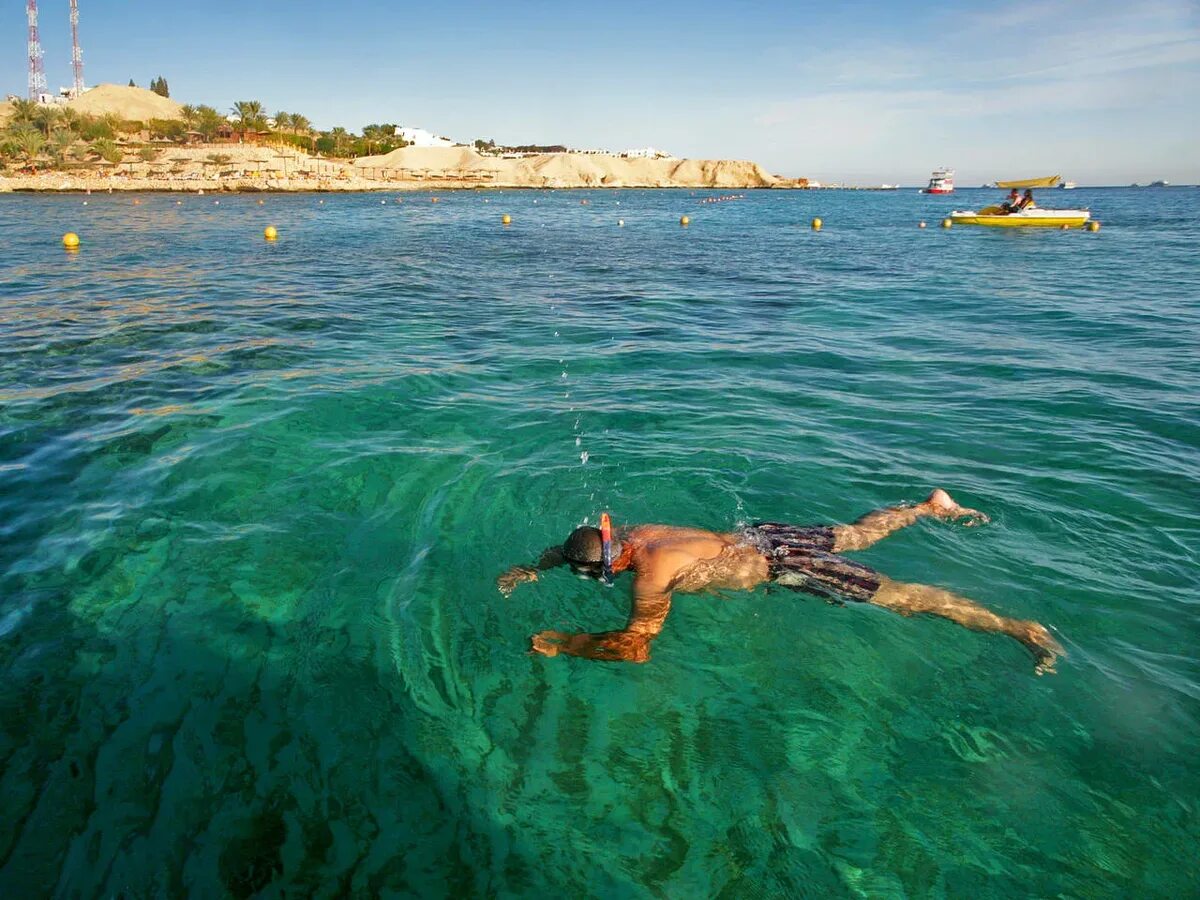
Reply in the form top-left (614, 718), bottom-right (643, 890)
top-left (27, 0), bottom-right (48, 100)
top-left (70, 0), bottom-right (85, 95)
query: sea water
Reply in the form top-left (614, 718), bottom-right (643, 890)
top-left (1, 188), bottom-right (1197, 897)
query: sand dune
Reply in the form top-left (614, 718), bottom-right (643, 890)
top-left (68, 84), bottom-right (184, 121)
top-left (354, 146), bottom-right (785, 188)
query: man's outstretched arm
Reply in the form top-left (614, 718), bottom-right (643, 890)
top-left (531, 579), bottom-right (673, 663)
top-left (833, 488), bottom-right (989, 552)
top-left (497, 546), bottom-right (565, 596)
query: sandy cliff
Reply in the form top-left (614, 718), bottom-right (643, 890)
top-left (354, 146), bottom-right (786, 188)
top-left (67, 84), bottom-right (184, 121)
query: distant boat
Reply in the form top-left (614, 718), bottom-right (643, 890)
top-left (995, 174), bottom-right (1062, 189)
top-left (923, 168), bottom-right (954, 194)
top-left (1149, 180), bottom-right (1169, 187)
top-left (1059, 181), bottom-right (1077, 189)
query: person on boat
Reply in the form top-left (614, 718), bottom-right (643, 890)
top-left (1001, 189), bottom-right (1021, 213)
top-left (1017, 189), bottom-right (1036, 211)
top-left (497, 490), bottom-right (1064, 674)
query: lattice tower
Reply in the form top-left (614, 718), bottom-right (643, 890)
top-left (27, 0), bottom-right (48, 99)
top-left (70, 0), bottom-right (84, 95)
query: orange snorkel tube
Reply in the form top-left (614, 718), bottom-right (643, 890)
top-left (600, 512), bottom-right (614, 585)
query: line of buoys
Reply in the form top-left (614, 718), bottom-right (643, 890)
top-left (62, 232), bottom-right (80, 249)
top-left (811, 217), bottom-right (822, 230)
top-left (264, 226), bottom-right (278, 241)
top-left (502, 214), bottom-right (512, 225)
top-left (680, 215), bottom-right (690, 226)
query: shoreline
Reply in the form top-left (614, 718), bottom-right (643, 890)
top-left (0, 177), bottom-right (799, 193)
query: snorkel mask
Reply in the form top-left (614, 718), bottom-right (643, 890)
top-left (600, 512), bottom-right (614, 585)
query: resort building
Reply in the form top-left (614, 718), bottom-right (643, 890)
top-left (393, 126), bottom-right (457, 148)
top-left (620, 147), bottom-right (674, 159)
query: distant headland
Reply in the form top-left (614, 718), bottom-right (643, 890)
top-left (1, 84), bottom-right (805, 192)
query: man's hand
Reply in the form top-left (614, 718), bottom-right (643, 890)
top-left (497, 566), bottom-right (538, 597)
top-left (925, 488), bottom-right (990, 526)
top-left (530, 630), bottom-right (569, 657)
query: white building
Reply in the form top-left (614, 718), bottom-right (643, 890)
top-left (620, 147), bottom-right (673, 159)
top-left (394, 126), bottom-right (457, 148)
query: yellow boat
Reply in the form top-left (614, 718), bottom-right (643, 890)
top-left (950, 205), bottom-right (1091, 228)
top-left (995, 175), bottom-right (1062, 189)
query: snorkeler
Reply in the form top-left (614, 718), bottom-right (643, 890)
top-left (497, 490), bottom-right (1064, 674)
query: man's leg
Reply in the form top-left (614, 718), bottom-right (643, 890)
top-left (832, 488), bottom-right (988, 552)
top-left (870, 576), bottom-right (1064, 674)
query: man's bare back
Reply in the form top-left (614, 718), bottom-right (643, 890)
top-left (498, 490), bottom-right (1065, 673)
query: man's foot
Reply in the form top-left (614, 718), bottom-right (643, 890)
top-left (1017, 621), bottom-right (1065, 675)
top-left (925, 488), bottom-right (990, 526)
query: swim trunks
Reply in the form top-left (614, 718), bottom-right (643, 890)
top-left (741, 522), bottom-right (881, 603)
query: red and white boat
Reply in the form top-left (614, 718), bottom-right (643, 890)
top-left (922, 168), bottom-right (954, 194)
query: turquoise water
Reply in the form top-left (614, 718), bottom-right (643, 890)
top-left (1, 187), bottom-right (1197, 897)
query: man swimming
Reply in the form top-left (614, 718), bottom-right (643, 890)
top-left (497, 490), bottom-right (1064, 674)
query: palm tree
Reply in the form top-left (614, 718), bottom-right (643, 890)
top-left (195, 106), bottom-right (224, 142)
top-left (12, 127), bottom-right (46, 166)
top-left (331, 127), bottom-right (355, 157)
top-left (91, 138), bottom-right (122, 165)
top-left (273, 111), bottom-right (292, 133)
top-left (48, 129), bottom-right (77, 167)
top-left (180, 104), bottom-right (200, 129)
top-left (8, 98), bottom-right (37, 126)
top-left (290, 114), bottom-right (314, 151)
top-left (231, 101), bottom-right (265, 140)
top-left (32, 105), bottom-right (62, 138)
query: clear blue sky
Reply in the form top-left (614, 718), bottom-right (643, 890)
top-left (6, 0), bottom-right (1198, 184)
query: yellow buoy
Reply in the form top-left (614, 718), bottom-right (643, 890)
top-left (62, 232), bottom-right (80, 249)
top-left (264, 226), bottom-right (278, 241)
top-left (257, 199), bottom-right (264, 205)
top-left (431, 197), bottom-right (439, 203)
top-left (680, 215), bottom-right (690, 226)
top-left (811, 217), bottom-right (822, 230)
top-left (941, 218), bottom-right (952, 229)
top-left (502, 214), bottom-right (512, 225)
top-left (1087, 221), bottom-right (1100, 232)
